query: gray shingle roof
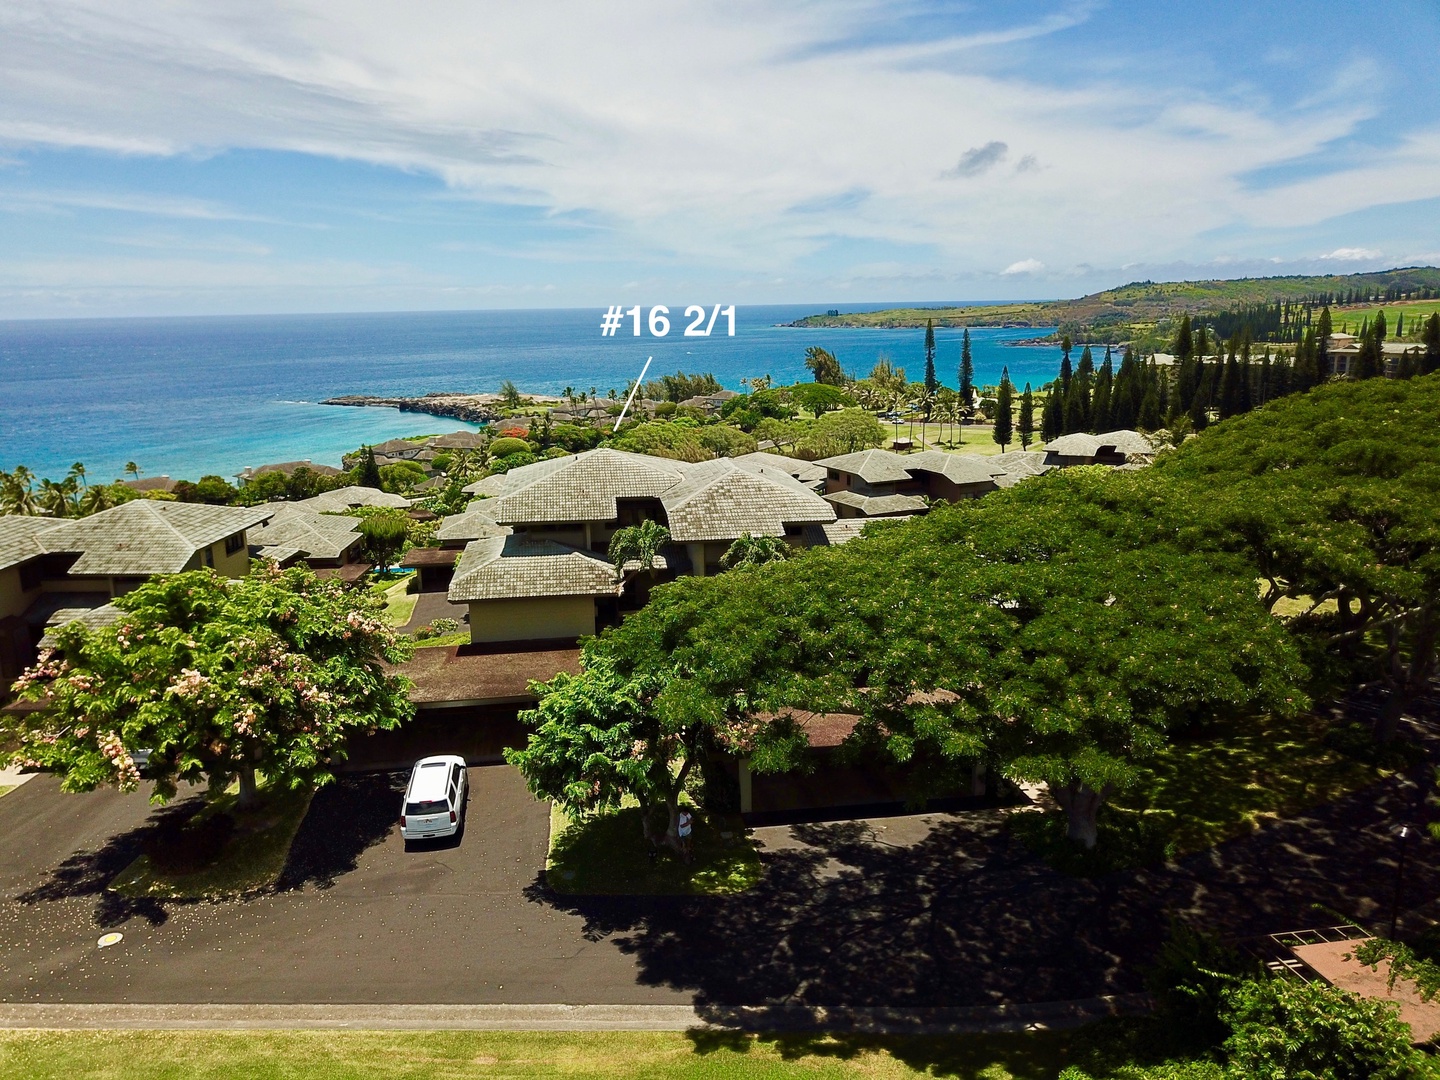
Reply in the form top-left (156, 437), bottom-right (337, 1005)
top-left (662, 459), bottom-right (835, 541)
top-left (249, 505), bottom-right (361, 561)
top-left (732, 451), bottom-right (827, 484)
top-left (1042, 430), bottom-right (1157, 459)
top-left (990, 450), bottom-right (1054, 488)
top-left (34, 501), bottom-right (275, 575)
top-left (904, 451), bottom-right (1007, 486)
top-left (447, 535), bottom-right (622, 602)
top-left (801, 518), bottom-right (914, 546)
top-left (481, 449), bottom-right (685, 525)
top-left (39, 603), bottom-right (124, 648)
top-left (436, 508), bottom-right (512, 543)
top-left (813, 449), bottom-right (916, 484)
top-left (823, 491), bottom-right (928, 516)
top-left (292, 486), bottom-right (412, 512)
top-left (235, 460), bottom-right (344, 482)
top-left (431, 431), bottom-right (488, 449)
top-left (462, 474), bottom-right (511, 497)
top-left (0, 516), bottom-right (52, 571)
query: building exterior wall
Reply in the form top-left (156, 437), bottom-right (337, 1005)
top-left (468, 595), bottom-right (596, 643)
top-left (0, 566), bottom-right (40, 620)
top-left (922, 475), bottom-right (996, 503)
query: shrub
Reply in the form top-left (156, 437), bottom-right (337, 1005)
top-left (490, 451), bottom-right (539, 473)
top-left (1221, 976), bottom-right (1424, 1080)
top-left (1146, 922), bottom-right (1259, 1050)
top-left (488, 436), bottom-right (532, 459)
top-left (430, 618), bottom-right (460, 634)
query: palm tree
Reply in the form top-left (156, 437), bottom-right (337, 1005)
top-left (125, 461), bottom-right (141, 480)
top-left (1, 467), bottom-right (39, 515)
top-left (69, 462), bottom-right (87, 490)
top-left (80, 483), bottom-right (115, 516)
top-left (720, 532), bottom-right (790, 569)
top-left (38, 477), bottom-right (78, 518)
top-left (607, 520), bottom-right (671, 582)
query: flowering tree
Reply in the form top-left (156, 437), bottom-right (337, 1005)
top-left (5, 564), bottom-right (414, 806)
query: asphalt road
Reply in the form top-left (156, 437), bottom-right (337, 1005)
top-left (0, 768), bottom-right (688, 1005)
top-left (1, 704), bottom-right (1435, 1009)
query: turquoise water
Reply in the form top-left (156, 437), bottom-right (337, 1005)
top-left (0, 306), bottom-right (1060, 483)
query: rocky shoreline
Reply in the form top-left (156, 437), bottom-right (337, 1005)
top-left (321, 392), bottom-right (556, 424)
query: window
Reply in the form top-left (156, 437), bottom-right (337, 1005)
top-left (201, 547), bottom-right (215, 568)
top-left (405, 799), bottom-right (448, 816)
top-left (451, 764), bottom-right (463, 788)
top-left (224, 532), bottom-right (246, 555)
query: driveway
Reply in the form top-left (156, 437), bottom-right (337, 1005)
top-left (0, 707), bottom-right (1435, 1009)
top-left (0, 767), bottom-right (686, 1005)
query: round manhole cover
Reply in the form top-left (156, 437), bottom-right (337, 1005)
top-left (97, 932), bottom-right (123, 949)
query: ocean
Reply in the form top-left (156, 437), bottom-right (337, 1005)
top-left (0, 305), bottom-right (1061, 483)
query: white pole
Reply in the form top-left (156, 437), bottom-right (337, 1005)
top-left (613, 356), bottom-right (654, 432)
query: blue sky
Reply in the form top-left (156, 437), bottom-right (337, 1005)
top-left (0, 0), bottom-right (1437, 317)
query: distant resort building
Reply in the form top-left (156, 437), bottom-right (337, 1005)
top-left (234, 460), bottom-right (344, 486)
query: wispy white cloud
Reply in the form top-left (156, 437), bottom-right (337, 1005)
top-left (0, 0), bottom-right (1432, 313)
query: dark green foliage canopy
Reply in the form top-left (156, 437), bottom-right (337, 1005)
top-left (1154, 374), bottom-right (1440, 739)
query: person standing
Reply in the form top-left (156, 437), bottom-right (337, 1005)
top-left (677, 809), bottom-right (693, 863)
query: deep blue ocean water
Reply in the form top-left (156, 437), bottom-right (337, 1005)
top-left (0, 305), bottom-right (1061, 483)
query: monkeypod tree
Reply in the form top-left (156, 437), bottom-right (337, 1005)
top-left (536, 468), bottom-right (1306, 849)
top-left (1155, 375), bottom-right (1440, 742)
top-left (4, 564), bottom-right (415, 806)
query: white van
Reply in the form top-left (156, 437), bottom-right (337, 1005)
top-left (399, 755), bottom-right (468, 841)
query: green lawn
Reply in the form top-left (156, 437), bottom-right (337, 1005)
top-left (0, 785), bottom-right (13, 799)
top-left (1330, 299), bottom-right (1440, 338)
top-left (374, 574), bottom-right (419, 628)
top-left (109, 785), bottom-right (313, 899)
top-left (0, 1029), bottom-right (1101, 1080)
top-left (410, 631), bottom-right (471, 649)
top-left (547, 803), bottom-right (762, 896)
top-left (881, 421), bottom-right (1019, 456)
top-left (1012, 712), bottom-right (1389, 876)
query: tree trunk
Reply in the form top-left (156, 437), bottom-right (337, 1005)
top-left (236, 763), bottom-right (259, 809)
top-left (1048, 780), bottom-right (1111, 849)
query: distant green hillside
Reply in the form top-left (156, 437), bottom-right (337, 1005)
top-left (788, 266), bottom-right (1440, 346)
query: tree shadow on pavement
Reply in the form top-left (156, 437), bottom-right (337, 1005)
top-left (16, 797), bottom-right (203, 928)
top-left (277, 770), bottom-right (406, 890)
top-left (527, 734), bottom-right (1440, 1014)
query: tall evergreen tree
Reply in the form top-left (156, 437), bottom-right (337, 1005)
top-left (1174, 314), bottom-right (1194, 362)
top-left (357, 446), bottom-right (382, 489)
top-left (1063, 379), bottom-right (1086, 435)
top-left (1018, 383), bottom-right (1036, 449)
top-left (958, 328), bottom-right (975, 410)
top-left (1375, 309), bottom-right (1388, 344)
top-left (1041, 385), bottom-right (1064, 442)
top-left (1138, 385), bottom-right (1161, 431)
top-left (992, 367), bottom-right (1014, 451)
top-left (923, 319), bottom-right (938, 400)
top-left (1092, 355), bottom-right (1114, 432)
top-left (1424, 313), bottom-right (1440, 375)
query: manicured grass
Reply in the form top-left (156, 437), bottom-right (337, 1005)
top-left (110, 785), bottom-right (313, 899)
top-left (0, 785), bottom-right (13, 799)
top-left (0, 1029), bottom-right (1093, 1079)
top-left (374, 574), bottom-right (419, 628)
top-left (1330, 299), bottom-right (1440, 338)
top-left (1012, 712), bottom-right (1389, 875)
top-left (410, 631), bottom-right (471, 649)
top-left (881, 421), bottom-right (1013, 456)
top-left (547, 803), bottom-right (762, 895)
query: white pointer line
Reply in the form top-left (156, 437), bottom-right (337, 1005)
top-left (613, 355), bottom-right (653, 432)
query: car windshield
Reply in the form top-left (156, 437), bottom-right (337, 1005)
top-left (405, 799), bottom-right (448, 816)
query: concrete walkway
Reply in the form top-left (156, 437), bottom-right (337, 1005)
top-left (0, 768), bottom-right (36, 792)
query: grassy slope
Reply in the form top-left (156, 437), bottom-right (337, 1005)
top-left (788, 267), bottom-right (1440, 339)
top-left (0, 1030), bottom-right (1090, 1080)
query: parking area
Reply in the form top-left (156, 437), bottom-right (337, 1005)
top-left (0, 767), bottom-right (690, 1005)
